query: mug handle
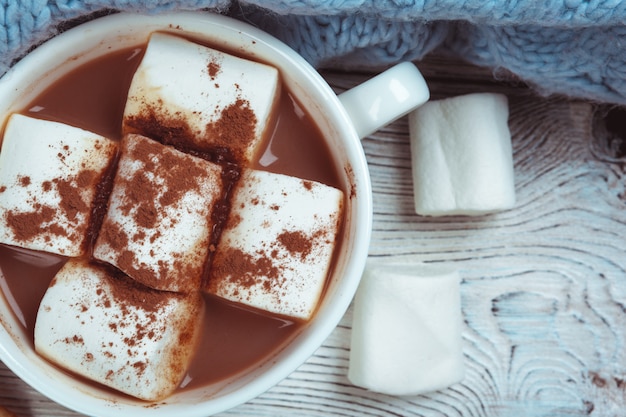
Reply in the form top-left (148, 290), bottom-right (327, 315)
top-left (338, 62), bottom-right (430, 140)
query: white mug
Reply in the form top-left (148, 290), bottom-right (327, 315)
top-left (0, 11), bottom-right (429, 416)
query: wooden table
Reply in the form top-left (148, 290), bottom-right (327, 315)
top-left (1, 53), bottom-right (623, 416)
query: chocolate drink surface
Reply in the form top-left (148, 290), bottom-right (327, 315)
top-left (0, 44), bottom-right (343, 391)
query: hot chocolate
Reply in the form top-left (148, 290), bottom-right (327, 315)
top-left (0, 38), bottom-right (344, 395)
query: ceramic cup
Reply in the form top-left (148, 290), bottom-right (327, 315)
top-left (0, 11), bottom-right (429, 416)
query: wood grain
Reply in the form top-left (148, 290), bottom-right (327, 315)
top-left (2, 53), bottom-right (625, 416)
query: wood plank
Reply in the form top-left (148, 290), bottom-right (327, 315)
top-left (2, 53), bottom-right (624, 417)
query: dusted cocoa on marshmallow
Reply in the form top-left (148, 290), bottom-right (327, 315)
top-left (348, 259), bottom-right (465, 396)
top-left (207, 169), bottom-right (344, 320)
top-left (34, 259), bottom-right (203, 401)
top-left (123, 32), bottom-right (280, 162)
top-left (409, 93), bottom-right (515, 216)
top-left (0, 114), bottom-right (117, 257)
top-left (93, 134), bottom-right (223, 293)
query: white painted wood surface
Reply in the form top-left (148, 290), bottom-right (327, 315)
top-left (2, 53), bottom-right (624, 416)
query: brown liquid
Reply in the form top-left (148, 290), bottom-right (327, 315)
top-left (0, 45), bottom-right (342, 390)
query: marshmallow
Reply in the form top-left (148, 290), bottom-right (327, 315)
top-left (93, 134), bottom-right (222, 293)
top-left (123, 32), bottom-right (280, 162)
top-left (348, 260), bottom-right (465, 396)
top-left (207, 169), bottom-right (343, 320)
top-left (408, 93), bottom-right (515, 216)
top-left (0, 114), bottom-right (117, 256)
top-left (34, 259), bottom-right (203, 401)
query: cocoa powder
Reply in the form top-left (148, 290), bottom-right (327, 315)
top-left (207, 61), bottom-right (220, 80)
top-left (120, 171), bottom-right (159, 228)
top-left (107, 275), bottom-right (170, 315)
top-left (19, 176), bottom-right (31, 187)
top-left (277, 230), bottom-right (313, 261)
top-left (6, 204), bottom-right (60, 241)
top-left (131, 138), bottom-right (210, 208)
top-left (96, 218), bottom-right (128, 254)
top-left (124, 105), bottom-right (196, 149)
top-left (115, 249), bottom-right (156, 290)
top-left (53, 171), bottom-right (94, 221)
top-left (205, 99), bottom-right (257, 159)
top-left (209, 247), bottom-right (282, 292)
top-left (125, 97), bottom-right (257, 165)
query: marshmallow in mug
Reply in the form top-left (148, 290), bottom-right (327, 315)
top-left (93, 133), bottom-right (224, 293)
top-left (408, 93), bottom-right (515, 216)
top-left (0, 114), bottom-right (117, 257)
top-left (207, 169), bottom-right (344, 320)
top-left (348, 260), bottom-right (464, 396)
top-left (34, 259), bottom-right (203, 402)
top-left (123, 32), bottom-right (280, 162)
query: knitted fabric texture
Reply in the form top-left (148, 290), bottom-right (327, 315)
top-left (1, 0), bottom-right (626, 104)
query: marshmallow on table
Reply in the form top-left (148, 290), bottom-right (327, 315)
top-left (348, 259), bottom-right (464, 396)
top-left (123, 32), bottom-right (280, 162)
top-left (0, 114), bottom-right (117, 256)
top-left (207, 169), bottom-right (344, 321)
top-left (409, 92), bottom-right (515, 216)
top-left (93, 133), bottom-right (223, 293)
top-left (34, 259), bottom-right (203, 401)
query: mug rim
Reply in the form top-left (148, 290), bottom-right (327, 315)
top-left (0, 10), bottom-right (373, 416)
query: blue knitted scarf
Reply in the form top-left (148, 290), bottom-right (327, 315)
top-left (2, 0), bottom-right (626, 105)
